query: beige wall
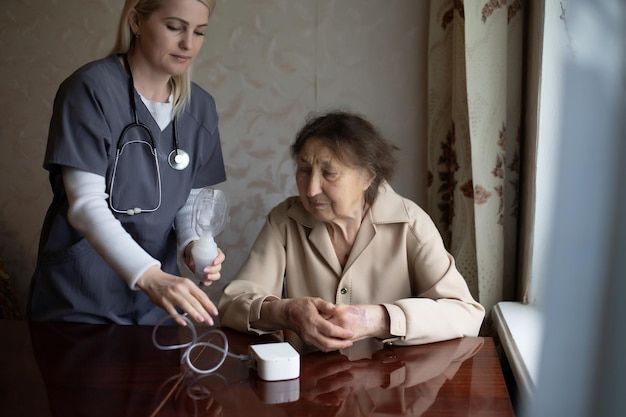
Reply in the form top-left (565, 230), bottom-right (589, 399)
top-left (0, 0), bottom-right (428, 311)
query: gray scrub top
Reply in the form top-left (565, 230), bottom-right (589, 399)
top-left (28, 54), bottom-right (226, 325)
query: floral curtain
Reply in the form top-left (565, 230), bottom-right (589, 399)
top-left (427, 0), bottom-right (525, 315)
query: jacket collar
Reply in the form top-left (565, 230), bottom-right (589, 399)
top-left (368, 181), bottom-right (411, 224)
top-left (284, 182), bottom-right (410, 274)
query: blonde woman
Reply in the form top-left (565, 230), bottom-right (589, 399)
top-left (29, 0), bottom-right (225, 326)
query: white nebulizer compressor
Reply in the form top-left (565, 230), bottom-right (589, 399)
top-left (249, 342), bottom-right (300, 382)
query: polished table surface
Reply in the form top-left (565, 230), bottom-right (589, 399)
top-left (0, 319), bottom-right (514, 417)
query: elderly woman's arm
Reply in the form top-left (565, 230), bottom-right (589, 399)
top-left (327, 272), bottom-right (484, 345)
top-left (327, 218), bottom-right (485, 345)
top-left (329, 254), bottom-right (484, 345)
top-left (220, 270), bottom-right (356, 351)
top-left (329, 294), bottom-right (484, 346)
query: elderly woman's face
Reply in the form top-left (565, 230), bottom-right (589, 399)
top-left (295, 138), bottom-right (373, 223)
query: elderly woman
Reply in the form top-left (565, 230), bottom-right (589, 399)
top-left (218, 111), bottom-right (484, 351)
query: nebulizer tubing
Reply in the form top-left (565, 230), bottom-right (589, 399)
top-left (152, 188), bottom-right (243, 374)
top-left (152, 314), bottom-right (250, 375)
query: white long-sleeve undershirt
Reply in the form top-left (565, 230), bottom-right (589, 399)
top-left (62, 168), bottom-right (200, 290)
top-left (60, 91), bottom-right (203, 289)
top-left (63, 167), bottom-right (157, 289)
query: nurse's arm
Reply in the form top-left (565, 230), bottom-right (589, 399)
top-left (63, 167), bottom-right (160, 289)
top-left (63, 167), bottom-right (217, 326)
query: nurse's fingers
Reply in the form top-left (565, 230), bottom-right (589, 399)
top-left (165, 297), bottom-right (213, 327)
top-left (176, 281), bottom-right (219, 324)
top-left (170, 310), bottom-right (190, 327)
top-left (176, 301), bottom-right (215, 326)
top-left (198, 251), bottom-right (223, 286)
top-left (136, 267), bottom-right (218, 326)
top-left (198, 271), bottom-right (220, 287)
top-left (187, 246), bottom-right (225, 274)
top-left (158, 300), bottom-right (190, 327)
top-left (212, 248), bottom-right (226, 266)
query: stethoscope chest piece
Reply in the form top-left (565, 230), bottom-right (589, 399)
top-left (168, 149), bottom-right (190, 170)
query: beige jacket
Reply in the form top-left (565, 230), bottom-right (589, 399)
top-left (218, 183), bottom-right (485, 345)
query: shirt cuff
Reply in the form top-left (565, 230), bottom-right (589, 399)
top-left (382, 303), bottom-right (407, 337)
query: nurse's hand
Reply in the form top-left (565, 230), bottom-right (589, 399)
top-left (136, 266), bottom-right (218, 326)
top-left (183, 243), bottom-right (225, 287)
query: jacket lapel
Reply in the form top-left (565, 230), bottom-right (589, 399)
top-left (309, 223), bottom-right (343, 275)
top-left (286, 182), bottom-right (409, 277)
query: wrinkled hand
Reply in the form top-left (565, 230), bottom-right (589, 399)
top-left (327, 304), bottom-right (392, 341)
top-left (136, 266), bottom-right (218, 326)
top-left (259, 297), bottom-right (354, 352)
top-left (184, 243), bottom-right (225, 287)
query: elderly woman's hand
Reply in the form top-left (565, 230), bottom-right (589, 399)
top-left (327, 304), bottom-right (392, 341)
top-left (258, 297), bottom-right (355, 352)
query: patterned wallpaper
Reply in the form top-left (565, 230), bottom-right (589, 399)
top-left (0, 0), bottom-right (428, 311)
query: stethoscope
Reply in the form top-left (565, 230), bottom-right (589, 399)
top-left (109, 54), bottom-right (190, 216)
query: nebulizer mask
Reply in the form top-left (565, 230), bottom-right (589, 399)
top-left (190, 187), bottom-right (229, 282)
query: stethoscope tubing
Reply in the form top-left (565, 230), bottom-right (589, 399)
top-left (109, 54), bottom-right (188, 215)
top-left (109, 138), bottom-right (163, 215)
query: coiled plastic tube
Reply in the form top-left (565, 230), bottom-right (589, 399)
top-left (152, 314), bottom-right (250, 375)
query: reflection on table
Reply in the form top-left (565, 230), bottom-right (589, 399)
top-left (0, 320), bottom-right (514, 417)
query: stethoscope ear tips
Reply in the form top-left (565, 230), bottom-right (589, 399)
top-left (126, 208), bottom-right (142, 215)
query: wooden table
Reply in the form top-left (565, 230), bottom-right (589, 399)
top-left (0, 320), bottom-right (514, 416)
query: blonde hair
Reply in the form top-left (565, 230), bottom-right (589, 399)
top-left (110, 0), bottom-right (216, 117)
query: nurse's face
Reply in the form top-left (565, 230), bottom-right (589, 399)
top-left (131, 0), bottom-right (209, 77)
top-left (296, 138), bottom-right (374, 224)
